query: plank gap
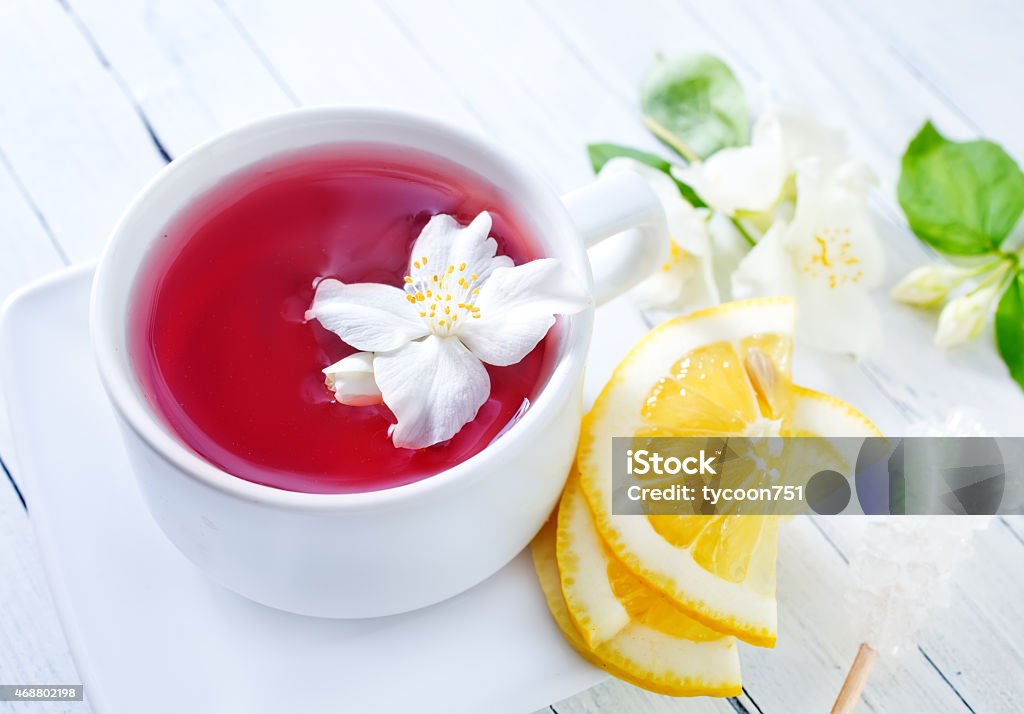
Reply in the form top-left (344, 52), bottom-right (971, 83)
top-left (527, 0), bottom-right (635, 113)
top-left (917, 645), bottom-right (977, 714)
top-left (0, 148), bottom-right (70, 265)
top-left (834, 1), bottom-right (985, 138)
top-left (0, 453), bottom-right (25, 511)
top-left (998, 517), bottom-right (1024, 547)
top-left (729, 688), bottom-right (761, 714)
top-left (374, 0), bottom-right (521, 138)
top-left (211, 0), bottom-right (303, 106)
top-left (727, 698), bottom-right (750, 714)
top-left (810, 517), bottom-right (851, 565)
top-left (57, 0), bottom-right (174, 164)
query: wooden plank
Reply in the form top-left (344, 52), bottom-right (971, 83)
top-left (0, 2), bottom-right (172, 696)
top-left (219, 0), bottom-right (664, 192)
top-left (849, 0), bottom-right (1024, 159)
top-left (912, 519), bottom-right (1024, 713)
top-left (64, 0), bottom-right (295, 158)
top-left (376, 0), bottom-right (664, 192)
top-left (0, 160), bottom-right (66, 460)
top-left (0, 12), bottom-right (80, 701)
top-left (814, 516), bottom-right (1024, 713)
top-left (0, 0), bottom-right (167, 262)
top-left (216, 0), bottom-right (483, 130)
top-left (0, 160), bottom-right (81, 705)
top-left (551, 678), bottom-right (732, 714)
top-left (0, 472), bottom-right (88, 714)
top-left (0, 161), bottom-right (65, 292)
top-left (674, 0), bottom-right (970, 191)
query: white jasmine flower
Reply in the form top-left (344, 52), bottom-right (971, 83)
top-left (674, 141), bottom-right (783, 216)
top-left (323, 352), bottom-right (382, 406)
top-left (759, 101), bottom-right (847, 170)
top-left (310, 212), bottom-right (590, 449)
top-left (674, 102), bottom-right (845, 216)
top-left (732, 157), bottom-right (885, 357)
top-left (598, 157), bottom-right (718, 316)
top-left (707, 213), bottom-right (756, 300)
top-left (890, 263), bottom-right (984, 308)
top-left (934, 280), bottom-right (1003, 348)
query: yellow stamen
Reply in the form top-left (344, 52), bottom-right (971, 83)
top-left (814, 235), bottom-right (831, 267)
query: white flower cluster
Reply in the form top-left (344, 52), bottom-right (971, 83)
top-left (604, 102), bottom-right (885, 357)
top-left (891, 258), bottom-right (1017, 348)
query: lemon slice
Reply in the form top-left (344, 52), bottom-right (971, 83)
top-left (558, 474), bottom-right (735, 649)
top-left (576, 298), bottom-right (880, 647)
top-left (532, 479), bottom-right (742, 697)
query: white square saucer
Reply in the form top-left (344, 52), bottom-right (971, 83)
top-left (0, 265), bottom-right (650, 714)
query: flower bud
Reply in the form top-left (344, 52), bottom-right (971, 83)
top-left (890, 264), bottom-right (974, 308)
top-left (323, 352), bottom-right (382, 406)
top-left (934, 282), bottom-right (1001, 348)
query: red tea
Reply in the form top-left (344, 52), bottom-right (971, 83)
top-left (130, 146), bottom-right (552, 494)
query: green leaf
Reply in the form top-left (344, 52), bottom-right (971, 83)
top-left (995, 268), bottom-right (1024, 391)
top-left (586, 142), bottom-right (707, 208)
top-left (639, 54), bottom-right (748, 161)
top-left (898, 121), bottom-right (1024, 255)
top-left (588, 143), bottom-right (671, 174)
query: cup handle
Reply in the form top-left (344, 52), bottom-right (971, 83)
top-left (561, 171), bottom-right (669, 306)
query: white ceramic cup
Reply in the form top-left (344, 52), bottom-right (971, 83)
top-left (91, 107), bottom-right (667, 618)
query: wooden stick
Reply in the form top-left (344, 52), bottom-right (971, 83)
top-left (830, 643), bottom-right (879, 714)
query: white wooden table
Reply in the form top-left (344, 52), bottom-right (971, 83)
top-left (1, 1), bottom-right (1022, 712)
